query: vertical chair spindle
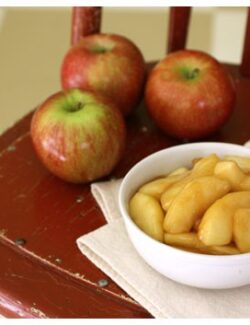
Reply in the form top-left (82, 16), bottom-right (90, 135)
top-left (71, 7), bottom-right (102, 46)
top-left (167, 7), bottom-right (192, 54)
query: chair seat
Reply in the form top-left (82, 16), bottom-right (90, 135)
top-left (0, 62), bottom-right (249, 318)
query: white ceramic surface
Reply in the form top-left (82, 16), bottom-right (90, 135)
top-left (119, 142), bottom-right (250, 289)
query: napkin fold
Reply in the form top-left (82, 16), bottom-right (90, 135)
top-left (77, 176), bottom-right (250, 318)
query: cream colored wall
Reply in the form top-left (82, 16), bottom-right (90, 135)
top-left (0, 7), bottom-right (247, 135)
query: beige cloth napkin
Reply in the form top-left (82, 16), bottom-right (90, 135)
top-left (77, 175), bottom-right (250, 318)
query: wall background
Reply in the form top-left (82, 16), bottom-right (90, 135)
top-left (0, 7), bottom-right (247, 134)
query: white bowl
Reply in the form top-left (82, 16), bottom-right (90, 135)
top-left (118, 142), bottom-right (250, 289)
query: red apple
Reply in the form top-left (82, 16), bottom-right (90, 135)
top-left (31, 89), bottom-right (126, 183)
top-left (61, 33), bottom-right (146, 116)
top-left (145, 50), bottom-right (236, 140)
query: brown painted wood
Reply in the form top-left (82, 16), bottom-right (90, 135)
top-left (240, 8), bottom-right (250, 76)
top-left (71, 7), bottom-right (102, 46)
top-left (0, 62), bottom-right (250, 318)
top-left (0, 240), bottom-right (151, 318)
top-left (0, 111), bottom-right (34, 153)
top-left (167, 7), bottom-right (191, 53)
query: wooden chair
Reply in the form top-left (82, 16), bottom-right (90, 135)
top-left (0, 7), bottom-right (250, 318)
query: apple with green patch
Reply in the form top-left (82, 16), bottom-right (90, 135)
top-left (145, 50), bottom-right (236, 140)
top-left (31, 89), bottom-right (126, 183)
top-left (61, 33), bottom-right (146, 116)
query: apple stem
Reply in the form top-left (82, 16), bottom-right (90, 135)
top-left (67, 102), bottom-right (83, 113)
top-left (187, 68), bottom-right (200, 80)
top-left (90, 46), bottom-right (109, 54)
top-left (77, 102), bottom-right (82, 110)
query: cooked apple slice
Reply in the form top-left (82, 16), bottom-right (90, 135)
top-left (224, 155), bottom-right (250, 174)
top-left (198, 191), bottom-right (250, 246)
top-left (164, 233), bottom-right (239, 255)
top-left (139, 170), bottom-right (188, 200)
top-left (198, 245), bottom-right (240, 255)
top-left (214, 160), bottom-right (250, 191)
top-left (192, 153), bottom-right (220, 177)
top-left (164, 232), bottom-right (206, 249)
top-left (161, 154), bottom-right (220, 211)
top-left (168, 167), bottom-right (189, 176)
top-left (233, 208), bottom-right (250, 253)
top-left (161, 180), bottom-right (190, 211)
top-left (163, 176), bottom-right (231, 233)
top-left (129, 192), bottom-right (164, 242)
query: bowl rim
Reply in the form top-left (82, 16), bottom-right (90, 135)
top-left (118, 141), bottom-right (250, 262)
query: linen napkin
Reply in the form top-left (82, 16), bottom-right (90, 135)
top-left (77, 141), bottom-right (250, 318)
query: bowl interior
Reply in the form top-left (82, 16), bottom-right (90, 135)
top-left (120, 142), bottom-right (250, 215)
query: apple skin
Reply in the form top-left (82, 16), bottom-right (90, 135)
top-left (31, 89), bottom-right (126, 183)
top-left (61, 33), bottom-right (146, 116)
top-left (145, 50), bottom-right (236, 140)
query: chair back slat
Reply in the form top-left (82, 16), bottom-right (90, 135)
top-left (167, 7), bottom-right (191, 53)
top-left (240, 8), bottom-right (250, 77)
top-left (71, 7), bottom-right (102, 46)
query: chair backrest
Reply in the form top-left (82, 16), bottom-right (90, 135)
top-left (71, 7), bottom-right (250, 77)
